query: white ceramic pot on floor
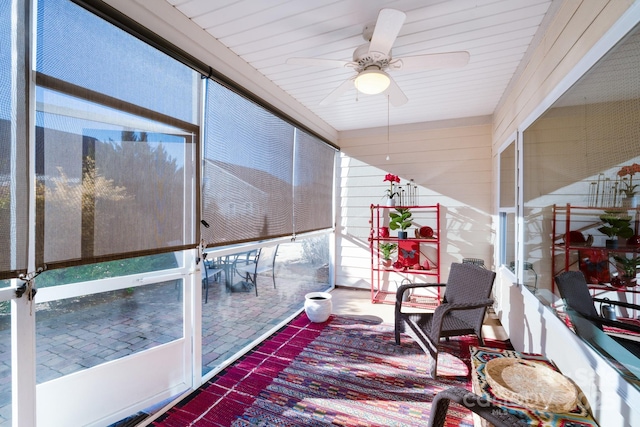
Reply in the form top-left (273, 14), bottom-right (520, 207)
top-left (304, 292), bottom-right (332, 323)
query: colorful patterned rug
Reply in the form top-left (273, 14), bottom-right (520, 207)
top-left (151, 313), bottom-right (511, 426)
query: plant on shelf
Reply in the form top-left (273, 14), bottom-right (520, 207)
top-left (617, 163), bottom-right (640, 198)
top-left (383, 173), bottom-right (400, 205)
top-left (598, 211), bottom-right (633, 247)
top-left (389, 207), bottom-right (413, 238)
top-left (378, 242), bottom-right (397, 261)
top-left (611, 255), bottom-right (640, 283)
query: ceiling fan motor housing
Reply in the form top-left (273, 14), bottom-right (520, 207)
top-left (353, 44), bottom-right (391, 71)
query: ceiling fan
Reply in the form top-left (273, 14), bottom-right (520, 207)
top-left (286, 8), bottom-right (470, 107)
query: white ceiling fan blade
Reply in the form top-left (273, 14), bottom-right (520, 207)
top-left (386, 77), bottom-right (408, 107)
top-left (319, 77), bottom-right (355, 106)
top-left (368, 9), bottom-right (406, 56)
top-left (286, 57), bottom-right (351, 68)
top-left (393, 51), bottom-right (470, 71)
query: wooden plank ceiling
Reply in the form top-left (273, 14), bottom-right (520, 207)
top-left (163, 0), bottom-right (557, 131)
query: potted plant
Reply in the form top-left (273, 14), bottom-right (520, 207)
top-left (598, 211), bottom-right (634, 248)
top-left (383, 173), bottom-right (400, 206)
top-left (378, 242), bottom-right (397, 268)
top-left (389, 207), bottom-right (412, 239)
top-left (617, 163), bottom-right (640, 207)
top-left (611, 254), bottom-right (640, 286)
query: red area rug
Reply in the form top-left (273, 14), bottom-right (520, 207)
top-left (151, 313), bottom-right (510, 426)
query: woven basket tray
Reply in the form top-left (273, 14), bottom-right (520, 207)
top-left (484, 358), bottom-right (578, 413)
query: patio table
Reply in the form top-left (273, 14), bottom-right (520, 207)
top-left (208, 251), bottom-right (257, 292)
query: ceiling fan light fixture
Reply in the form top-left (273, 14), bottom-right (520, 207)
top-left (354, 69), bottom-right (390, 94)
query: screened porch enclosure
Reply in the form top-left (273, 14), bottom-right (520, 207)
top-left (0, 0), bottom-right (337, 425)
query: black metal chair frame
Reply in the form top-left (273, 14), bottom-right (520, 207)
top-left (234, 245), bottom-right (278, 297)
top-left (202, 253), bottom-right (223, 303)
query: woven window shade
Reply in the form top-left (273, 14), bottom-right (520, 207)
top-left (0, 0), bottom-right (29, 279)
top-left (202, 81), bottom-right (335, 247)
top-left (202, 81), bottom-right (294, 245)
top-left (37, 0), bottom-right (198, 125)
top-left (34, 0), bottom-right (198, 270)
top-left (293, 129), bottom-right (335, 233)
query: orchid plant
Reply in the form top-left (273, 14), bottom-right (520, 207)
top-left (383, 173), bottom-right (400, 199)
top-left (618, 163), bottom-right (640, 198)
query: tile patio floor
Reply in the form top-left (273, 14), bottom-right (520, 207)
top-left (200, 262), bottom-right (331, 372)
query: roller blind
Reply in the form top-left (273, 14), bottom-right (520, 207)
top-left (202, 81), bottom-right (294, 245)
top-left (293, 129), bottom-right (335, 233)
top-left (34, 0), bottom-right (198, 270)
top-left (0, 0), bottom-right (29, 280)
top-left (202, 81), bottom-right (335, 246)
top-left (38, 0), bottom-right (198, 125)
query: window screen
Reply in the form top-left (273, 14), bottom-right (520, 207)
top-left (35, 0), bottom-right (198, 269)
top-left (293, 129), bottom-right (335, 233)
top-left (37, 0), bottom-right (198, 125)
top-left (0, 0), bottom-right (29, 280)
top-left (202, 81), bottom-right (335, 246)
top-left (202, 81), bottom-right (294, 245)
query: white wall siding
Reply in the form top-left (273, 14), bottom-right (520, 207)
top-left (336, 119), bottom-right (493, 289)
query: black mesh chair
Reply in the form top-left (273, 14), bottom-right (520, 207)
top-left (395, 262), bottom-right (496, 378)
top-left (202, 253), bottom-right (223, 303)
top-left (555, 271), bottom-right (640, 332)
top-left (428, 387), bottom-right (526, 427)
top-left (555, 270), bottom-right (640, 356)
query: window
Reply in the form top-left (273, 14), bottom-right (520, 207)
top-left (523, 23), bottom-right (640, 291)
top-left (35, 0), bottom-right (198, 270)
top-left (521, 21), bottom-right (640, 378)
top-left (202, 80), bottom-right (335, 246)
top-left (498, 141), bottom-right (516, 269)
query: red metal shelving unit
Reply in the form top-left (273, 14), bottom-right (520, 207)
top-left (369, 203), bottom-right (441, 307)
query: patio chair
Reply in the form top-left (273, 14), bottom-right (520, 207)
top-left (202, 254), bottom-right (223, 303)
top-left (234, 245), bottom-right (278, 296)
top-left (428, 387), bottom-right (526, 427)
top-left (554, 271), bottom-right (640, 356)
top-left (395, 262), bottom-right (496, 378)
